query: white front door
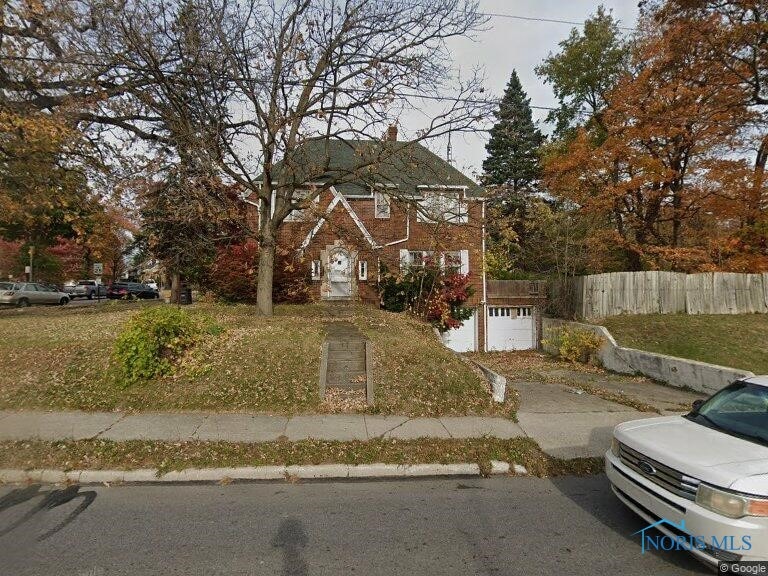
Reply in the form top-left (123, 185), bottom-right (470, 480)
top-left (327, 249), bottom-right (352, 298)
top-left (441, 311), bottom-right (476, 352)
top-left (487, 306), bottom-right (535, 351)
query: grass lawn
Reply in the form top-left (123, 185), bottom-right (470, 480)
top-left (0, 302), bottom-right (326, 413)
top-left (0, 301), bottom-right (500, 417)
top-left (601, 314), bottom-right (768, 374)
top-left (0, 438), bottom-right (603, 478)
top-left (351, 308), bottom-right (515, 417)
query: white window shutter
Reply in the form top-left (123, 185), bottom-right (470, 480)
top-left (460, 250), bottom-right (469, 275)
top-left (399, 249), bottom-right (409, 272)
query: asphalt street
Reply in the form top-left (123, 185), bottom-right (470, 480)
top-left (0, 475), bottom-right (707, 576)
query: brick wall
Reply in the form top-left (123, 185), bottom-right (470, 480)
top-left (247, 188), bottom-right (485, 308)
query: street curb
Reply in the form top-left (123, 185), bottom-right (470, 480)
top-left (0, 462), bottom-right (528, 485)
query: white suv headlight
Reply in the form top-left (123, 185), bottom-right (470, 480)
top-left (696, 484), bottom-right (768, 518)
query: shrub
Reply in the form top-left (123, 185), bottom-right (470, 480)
top-left (207, 241), bottom-right (313, 304)
top-left (378, 258), bottom-right (474, 332)
top-left (113, 306), bottom-right (201, 384)
top-left (207, 240), bottom-right (259, 302)
top-left (543, 325), bottom-right (604, 364)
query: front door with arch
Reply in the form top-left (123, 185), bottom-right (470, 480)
top-left (325, 246), bottom-right (353, 299)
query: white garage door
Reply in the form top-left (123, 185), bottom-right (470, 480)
top-left (487, 306), bottom-right (535, 351)
top-left (441, 311), bottom-right (476, 352)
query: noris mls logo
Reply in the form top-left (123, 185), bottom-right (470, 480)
top-left (633, 518), bottom-right (752, 554)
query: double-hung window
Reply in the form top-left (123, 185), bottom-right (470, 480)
top-left (374, 191), bottom-right (391, 219)
top-left (416, 189), bottom-right (468, 224)
top-left (400, 250), bottom-right (433, 271)
top-left (284, 189), bottom-right (317, 222)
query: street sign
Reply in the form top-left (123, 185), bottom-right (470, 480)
top-left (93, 263), bottom-right (103, 275)
top-left (24, 266), bottom-right (31, 274)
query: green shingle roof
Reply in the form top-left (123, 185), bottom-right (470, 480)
top-left (267, 138), bottom-right (484, 198)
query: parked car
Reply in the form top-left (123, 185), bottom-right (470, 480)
top-left (65, 279), bottom-right (107, 299)
top-left (606, 376), bottom-right (768, 567)
top-left (0, 282), bottom-right (70, 307)
top-left (107, 281), bottom-right (160, 300)
top-left (145, 279), bottom-right (159, 291)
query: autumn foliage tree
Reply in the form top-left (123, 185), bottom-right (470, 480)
top-left (543, 2), bottom-right (767, 272)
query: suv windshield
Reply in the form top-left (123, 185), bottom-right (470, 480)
top-left (687, 381), bottom-right (768, 447)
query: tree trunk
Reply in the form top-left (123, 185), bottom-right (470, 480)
top-left (256, 225), bottom-right (276, 316)
top-left (170, 271), bottom-right (181, 304)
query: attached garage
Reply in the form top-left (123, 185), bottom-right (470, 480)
top-left (487, 306), bottom-right (535, 351)
top-left (441, 310), bottom-right (477, 352)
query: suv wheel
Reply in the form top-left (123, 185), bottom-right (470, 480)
top-left (17, 298), bottom-right (29, 308)
top-left (60, 297), bottom-right (69, 305)
top-left (87, 291), bottom-right (93, 300)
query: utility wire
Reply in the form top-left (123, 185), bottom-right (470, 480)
top-left (482, 11), bottom-right (636, 32)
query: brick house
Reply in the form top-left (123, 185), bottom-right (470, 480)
top-left (247, 128), bottom-right (540, 352)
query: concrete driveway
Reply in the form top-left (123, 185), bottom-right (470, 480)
top-left (483, 357), bottom-right (707, 459)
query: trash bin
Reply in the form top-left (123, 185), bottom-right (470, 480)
top-left (179, 287), bottom-right (192, 305)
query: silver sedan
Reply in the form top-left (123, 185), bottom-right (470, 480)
top-left (0, 282), bottom-right (70, 307)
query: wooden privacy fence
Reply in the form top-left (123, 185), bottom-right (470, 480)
top-left (554, 271), bottom-right (768, 319)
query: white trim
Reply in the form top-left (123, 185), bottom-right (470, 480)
top-left (358, 260), bottom-right (368, 281)
top-left (459, 249), bottom-right (469, 275)
top-left (298, 186), bottom-right (380, 251)
top-left (299, 195), bottom-right (340, 251)
top-left (333, 188), bottom-right (379, 247)
top-left (482, 199), bottom-right (487, 352)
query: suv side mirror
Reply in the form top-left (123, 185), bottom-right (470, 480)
top-left (691, 399), bottom-right (704, 413)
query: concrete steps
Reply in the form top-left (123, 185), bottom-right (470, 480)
top-left (326, 344), bottom-right (366, 389)
top-left (321, 321), bottom-right (369, 393)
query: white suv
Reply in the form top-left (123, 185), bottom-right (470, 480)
top-left (606, 376), bottom-right (768, 567)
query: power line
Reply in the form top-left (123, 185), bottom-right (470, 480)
top-left (482, 11), bottom-right (637, 32)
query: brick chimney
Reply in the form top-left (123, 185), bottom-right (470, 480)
top-left (386, 124), bottom-right (398, 142)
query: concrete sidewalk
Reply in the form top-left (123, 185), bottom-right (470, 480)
top-left (0, 411), bottom-right (525, 442)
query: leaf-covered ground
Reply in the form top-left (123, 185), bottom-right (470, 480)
top-left (601, 313), bottom-right (768, 374)
top-left (0, 438), bottom-right (603, 478)
top-left (350, 308), bottom-right (516, 417)
top-left (0, 302), bottom-right (325, 413)
top-left (0, 302), bottom-right (504, 417)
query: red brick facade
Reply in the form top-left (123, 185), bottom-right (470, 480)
top-left (246, 187), bottom-right (488, 348)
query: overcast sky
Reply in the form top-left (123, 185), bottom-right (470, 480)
top-left (412, 0), bottom-right (640, 180)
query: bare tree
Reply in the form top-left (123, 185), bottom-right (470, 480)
top-left (3, 0), bottom-right (490, 315)
top-left (112, 0), bottom-right (491, 315)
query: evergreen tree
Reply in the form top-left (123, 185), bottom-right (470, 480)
top-left (482, 71), bottom-right (544, 278)
top-left (482, 70), bottom-right (544, 193)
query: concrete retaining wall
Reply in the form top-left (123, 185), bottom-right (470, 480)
top-left (541, 318), bottom-right (754, 395)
